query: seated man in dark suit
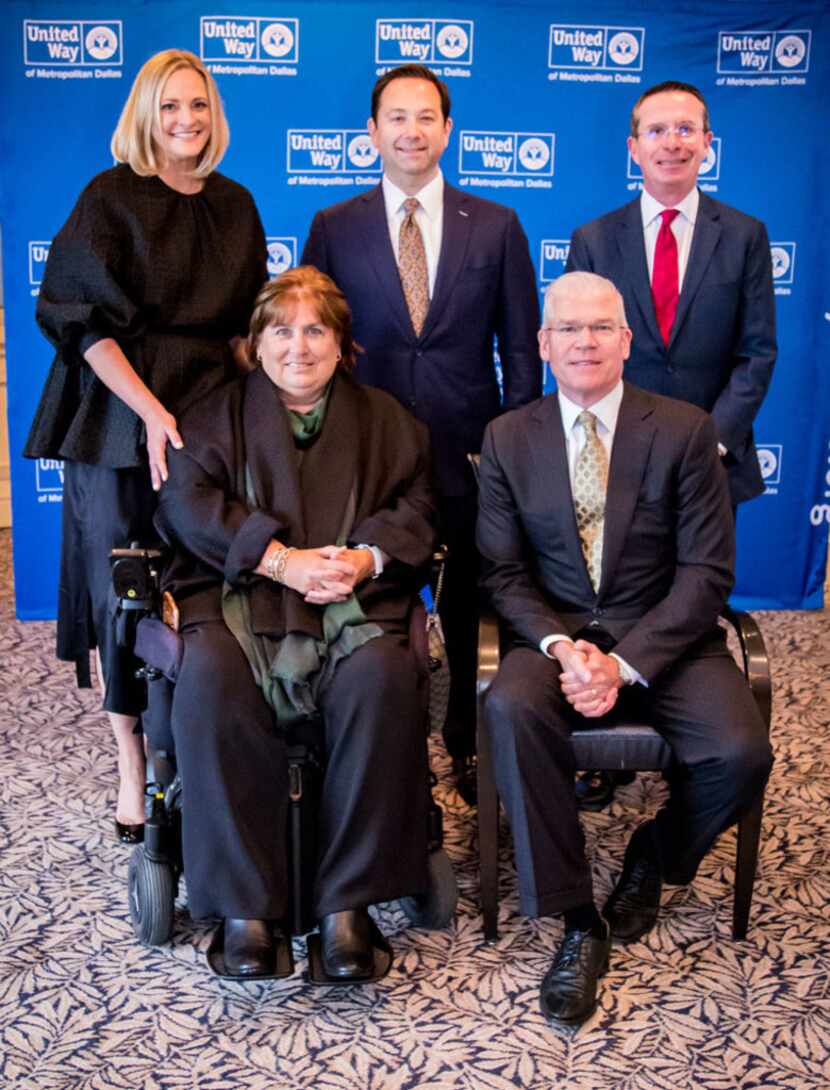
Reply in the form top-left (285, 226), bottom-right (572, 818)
top-left (476, 271), bottom-right (772, 1026)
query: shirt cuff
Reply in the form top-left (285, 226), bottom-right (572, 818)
top-left (355, 543), bottom-right (385, 579)
top-left (610, 652), bottom-right (648, 687)
top-left (540, 634), bottom-right (573, 659)
top-left (718, 442), bottom-right (728, 457)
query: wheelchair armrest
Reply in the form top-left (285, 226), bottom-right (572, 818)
top-left (721, 606), bottom-right (772, 732)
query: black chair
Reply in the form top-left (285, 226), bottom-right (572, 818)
top-left (464, 453), bottom-right (772, 944)
top-left (475, 606), bottom-right (771, 943)
top-left (110, 545), bottom-right (458, 973)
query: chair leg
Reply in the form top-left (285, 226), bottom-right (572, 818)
top-left (732, 789), bottom-right (764, 940)
top-left (477, 708), bottom-right (499, 943)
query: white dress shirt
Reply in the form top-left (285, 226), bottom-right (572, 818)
top-left (640, 185), bottom-right (699, 290)
top-left (381, 171), bottom-right (444, 296)
top-left (540, 383), bottom-right (645, 686)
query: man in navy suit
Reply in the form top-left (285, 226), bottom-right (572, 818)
top-left (566, 80), bottom-right (776, 810)
top-left (477, 271), bottom-right (772, 1026)
top-left (302, 65), bottom-right (541, 798)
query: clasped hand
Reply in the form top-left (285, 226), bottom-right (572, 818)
top-left (283, 545), bottom-right (375, 604)
top-left (556, 638), bottom-right (622, 718)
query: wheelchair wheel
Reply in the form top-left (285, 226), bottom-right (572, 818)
top-left (128, 845), bottom-right (175, 946)
top-left (399, 848), bottom-right (458, 929)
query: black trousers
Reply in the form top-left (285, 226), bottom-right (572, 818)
top-left (484, 642), bottom-right (773, 918)
top-left (170, 623), bottom-right (430, 921)
top-left (437, 493), bottom-right (480, 759)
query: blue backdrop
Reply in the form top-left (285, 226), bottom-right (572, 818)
top-left (2, 0), bottom-right (829, 618)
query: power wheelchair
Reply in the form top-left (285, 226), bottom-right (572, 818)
top-left (111, 544), bottom-right (458, 983)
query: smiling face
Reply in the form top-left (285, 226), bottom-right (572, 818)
top-left (627, 90), bottom-right (712, 206)
top-left (257, 296), bottom-right (341, 411)
top-left (539, 279), bottom-right (632, 408)
top-left (367, 77), bottom-right (452, 195)
top-left (155, 66), bottom-right (212, 170)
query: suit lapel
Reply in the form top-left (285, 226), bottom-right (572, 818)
top-left (244, 368), bottom-right (307, 540)
top-left (420, 184), bottom-right (473, 341)
top-left (358, 185), bottom-right (414, 341)
top-left (300, 374), bottom-right (361, 546)
top-left (598, 384), bottom-right (656, 594)
top-left (616, 200), bottom-right (663, 348)
top-left (529, 396), bottom-right (595, 598)
top-left (670, 191), bottom-right (721, 346)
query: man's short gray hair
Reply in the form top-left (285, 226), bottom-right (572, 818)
top-left (543, 271), bottom-right (628, 328)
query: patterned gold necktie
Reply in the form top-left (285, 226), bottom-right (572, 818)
top-left (573, 410), bottom-right (608, 592)
top-left (398, 197), bottom-right (429, 336)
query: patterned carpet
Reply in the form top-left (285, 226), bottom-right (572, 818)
top-left (1, 525), bottom-right (829, 1089)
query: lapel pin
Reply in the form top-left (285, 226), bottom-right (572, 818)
top-left (459, 210), bottom-right (469, 217)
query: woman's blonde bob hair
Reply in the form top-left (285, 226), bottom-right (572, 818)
top-left (111, 49), bottom-right (229, 178)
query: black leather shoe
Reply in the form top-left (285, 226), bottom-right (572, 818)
top-left (319, 909), bottom-right (375, 980)
top-left (223, 919), bottom-right (275, 977)
top-left (114, 820), bottom-right (144, 845)
top-left (539, 922), bottom-right (611, 1026)
top-left (575, 770), bottom-right (636, 811)
top-left (603, 827), bottom-right (663, 942)
top-left (451, 755), bottom-right (478, 807)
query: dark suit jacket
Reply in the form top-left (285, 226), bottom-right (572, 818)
top-left (301, 181), bottom-right (541, 497)
top-left (566, 192), bottom-right (776, 504)
top-left (476, 383), bottom-right (735, 682)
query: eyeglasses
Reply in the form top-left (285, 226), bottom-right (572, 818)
top-left (637, 123), bottom-right (703, 142)
top-left (544, 322), bottom-right (625, 339)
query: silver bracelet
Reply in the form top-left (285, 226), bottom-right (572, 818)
top-left (275, 546), bottom-right (294, 584)
top-left (267, 546), bottom-right (294, 584)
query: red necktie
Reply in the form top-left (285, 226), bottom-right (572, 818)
top-left (651, 208), bottom-right (679, 345)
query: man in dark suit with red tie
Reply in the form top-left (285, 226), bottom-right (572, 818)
top-left (566, 80), bottom-right (777, 810)
top-left (301, 65), bottom-right (541, 799)
top-left (476, 271), bottom-right (772, 1026)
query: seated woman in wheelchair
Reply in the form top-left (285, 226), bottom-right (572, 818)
top-left (153, 266), bottom-right (438, 980)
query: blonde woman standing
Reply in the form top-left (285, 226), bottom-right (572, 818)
top-left (25, 49), bottom-right (267, 842)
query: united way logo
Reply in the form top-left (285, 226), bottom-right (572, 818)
top-left (286, 130), bottom-right (381, 173)
top-left (540, 240), bottom-right (570, 283)
top-left (266, 237), bottom-right (297, 277)
top-left (717, 30), bottom-right (811, 74)
top-left (375, 19), bottom-right (473, 65)
top-left (28, 241), bottom-right (51, 285)
top-left (756, 445), bottom-right (782, 486)
top-left (627, 137), bottom-right (721, 181)
top-left (770, 243), bottom-right (796, 286)
top-left (23, 20), bottom-right (123, 65)
top-left (549, 24), bottom-right (645, 71)
top-left (36, 459), bottom-right (64, 493)
top-left (697, 139), bottom-right (722, 179)
top-left (459, 132), bottom-right (555, 176)
top-left (200, 17), bottom-right (299, 63)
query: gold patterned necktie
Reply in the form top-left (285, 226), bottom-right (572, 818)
top-left (398, 197), bottom-right (429, 336)
top-left (573, 410), bottom-right (608, 592)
